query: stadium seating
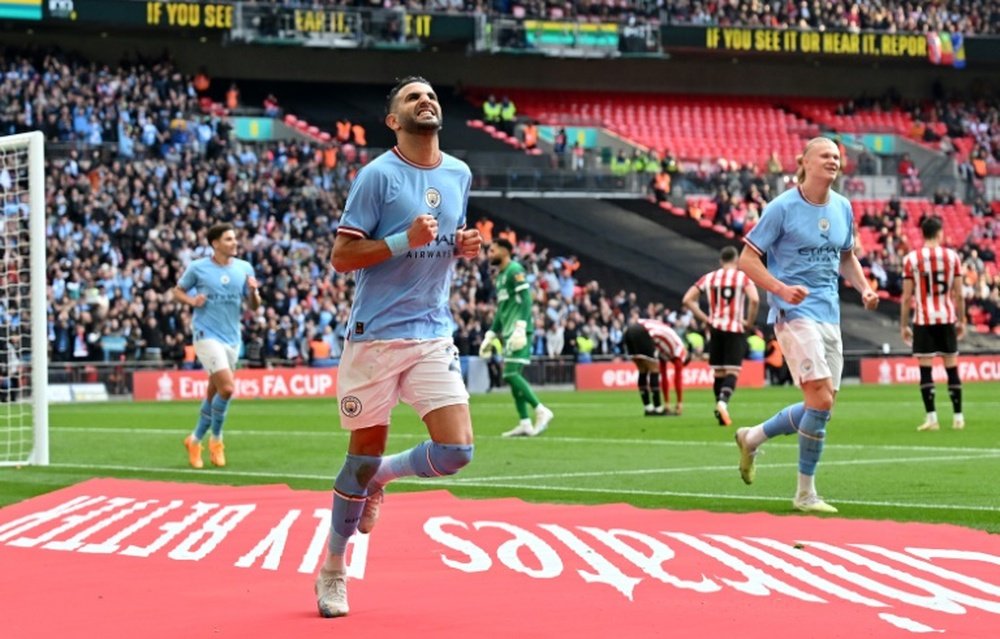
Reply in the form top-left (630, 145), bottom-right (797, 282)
top-left (785, 98), bottom-right (998, 172)
top-left (850, 197), bottom-right (999, 331)
top-left (789, 99), bottom-right (915, 135)
top-left (850, 197), bottom-right (996, 252)
top-left (482, 90), bottom-right (820, 171)
top-left (10, 47), bottom-right (996, 367)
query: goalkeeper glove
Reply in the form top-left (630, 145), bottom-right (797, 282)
top-left (479, 330), bottom-right (497, 358)
top-left (508, 320), bottom-right (528, 350)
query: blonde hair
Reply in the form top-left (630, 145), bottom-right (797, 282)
top-left (795, 136), bottom-right (839, 184)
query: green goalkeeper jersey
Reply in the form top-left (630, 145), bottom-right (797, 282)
top-left (491, 260), bottom-right (533, 339)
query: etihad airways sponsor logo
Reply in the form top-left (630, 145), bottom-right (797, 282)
top-left (2, 492), bottom-right (997, 631)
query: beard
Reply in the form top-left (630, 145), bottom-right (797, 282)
top-left (489, 256), bottom-right (502, 266)
top-left (399, 112), bottom-right (443, 134)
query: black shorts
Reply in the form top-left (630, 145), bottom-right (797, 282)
top-left (709, 329), bottom-right (746, 368)
top-left (912, 324), bottom-right (958, 357)
top-left (624, 323), bottom-right (656, 360)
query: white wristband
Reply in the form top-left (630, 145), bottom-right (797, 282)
top-left (385, 232), bottom-right (410, 257)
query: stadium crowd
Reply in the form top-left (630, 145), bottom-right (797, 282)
top-left (853, 197), bottom-right (999, 330)
top-left (833, 90), bottom-right (1000, 173)
top-left (257, 0), bottom-right (1000, 35)
top-left (675, 159), bottom-right (1000, 330)
top-left (3, 47), bottom-right (997, 373)
top-left (660, 0), bottom-right (1000, 34)
top-left (0, 49), bottom-right (709, 371)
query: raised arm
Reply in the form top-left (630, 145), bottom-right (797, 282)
top-left (331, 214), bottom-right (438, 273)
top-left (682, 285), bottom-right (710, 325)
top-left (951, 274), bottom-right (966, 340)
top-left (839, 250), bottom-right (878, 310)
top-left (172, 285), bottom-right (205, 308)
top-left (900, 277), bottom-right (914, 344)
top-left (744, 281), bottom-right (760, 330)
top-left (739, 245), bottom-right (808, 305)
top-left (246, 276), bottom-right (262, 312)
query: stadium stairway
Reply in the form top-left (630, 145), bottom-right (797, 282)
top-left (232, 80), bottom-right (524, 153)
top-left (608, 199), bottom-right (910, 352)
top-left (468, 196), bottom-right (721, 307)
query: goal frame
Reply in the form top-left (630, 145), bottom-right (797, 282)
top-left (0, 131), bottom-right (47, 466)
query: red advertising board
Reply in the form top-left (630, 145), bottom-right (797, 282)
top-left (133, 367), bottom-right (338, 401)
top-left (3, 479), bottom-right (999, 639)
top-left (576, 360), bottom-right (764, 391)
top-left (860, 354), bottom-right (1000, 384)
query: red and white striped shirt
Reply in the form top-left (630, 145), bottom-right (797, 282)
top-left (902, 246), bottom-right (962, 325)
top-left (637, 319), bottom-right (688, 362)
top-left (695, 267), bottom-right (757, 333)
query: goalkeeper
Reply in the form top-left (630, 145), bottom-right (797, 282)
top-left (480, 238), bottom-right (554, 437)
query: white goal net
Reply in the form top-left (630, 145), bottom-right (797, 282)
top-left (0, 131), bottom-right (47, 466)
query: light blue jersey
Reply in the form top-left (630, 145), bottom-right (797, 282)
top-left (177, 257), bottom-right (255, 347)
top-left (337, 147), bottom-right (471, 341)
top-left (744, 186), bottom-right (854, 324)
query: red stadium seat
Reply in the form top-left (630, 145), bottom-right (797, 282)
top-left (490, 90), bottom-right (816, 167)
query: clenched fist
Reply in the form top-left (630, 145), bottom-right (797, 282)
top-left (408, 214), bottom-right (438, 249)
top-left (778, 284), bottom-right (809, 305)
top-left (456, 228), bottom-right (482, 259)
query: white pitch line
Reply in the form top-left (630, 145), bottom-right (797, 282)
top-left (39, 462), bottom-right (1000, 513)
top-left (48, 427), bottom-right (1000, 454)
top-left (434, 480), bottom-right (1000, 513)
top-left (45, 462), bottom-right (335, 482)
top-left (453, 452), bottom-right (1000, 483)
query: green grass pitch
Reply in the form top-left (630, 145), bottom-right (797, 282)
top-left (2, 384), bottom-right (998, 533)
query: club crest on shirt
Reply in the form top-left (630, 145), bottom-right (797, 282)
top-left (817, 217), bottom-right (830, 237)
top-left (341, 395), bottom-right (363, 417)
top-left (220, 274), bottom-right (230, 285)
top-left (425, 187), bottom-right (442, 209)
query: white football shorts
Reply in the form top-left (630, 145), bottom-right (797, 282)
top-left (194, 339), bottom-right (239, 374)
top-left (774, 318), bottom-right (843, 390)
top-left (337, 337), bottom-right (469, 431)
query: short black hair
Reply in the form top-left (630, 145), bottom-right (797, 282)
top-left (493, 238), bottom-right (514, 253)
top-left (720, 246), bottom-right (739, 263)
top-left (386, 76), bottom-right (432, 115)
top-left (920, 215), bottom-right (943, 240)
top-left (207, 222), bottom-right (234, 244)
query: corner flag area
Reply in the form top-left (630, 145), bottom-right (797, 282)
top-left (0, 479), bottom-right (997, 638)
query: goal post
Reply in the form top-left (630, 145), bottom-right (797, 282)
top-left (0, 131), bottom-right (47, 466)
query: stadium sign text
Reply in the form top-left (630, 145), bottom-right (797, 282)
top-left (704, 27), bottom-right (926, 57)
top-left (146, 1), bottom-right (232, 29)
top-left (860, 354), bottom-right (1000, 384)
top-left (1, 481), bottom-right (997, 636)
top-left (42, 0), bottom-right (233, 31)
top-left (1, 483), bottom-right (998, 637)
top-left (576, 360), bottom-right (764, 391)
top-left (133, 367), bottom-right (337, 401)
top-left (655, 25), bottom-right (984, 62)
top-left (291, 8), bottom-right (433, 39)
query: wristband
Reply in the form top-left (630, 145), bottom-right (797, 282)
top-left (385, 231), bottom-right (410, 257)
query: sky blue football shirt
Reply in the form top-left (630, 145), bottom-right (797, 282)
top-left (744, 186), bottom-right (854, 324)
top-left (336, 148), bottom-right (471, 341)
top-left (177, 257), bottom-right (255, 347)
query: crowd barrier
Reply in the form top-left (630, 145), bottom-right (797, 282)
top-left (45, 350), bottom-right (1000, 401)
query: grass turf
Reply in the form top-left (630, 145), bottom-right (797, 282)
top-left (1, 384), bottom-right (997, 533)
